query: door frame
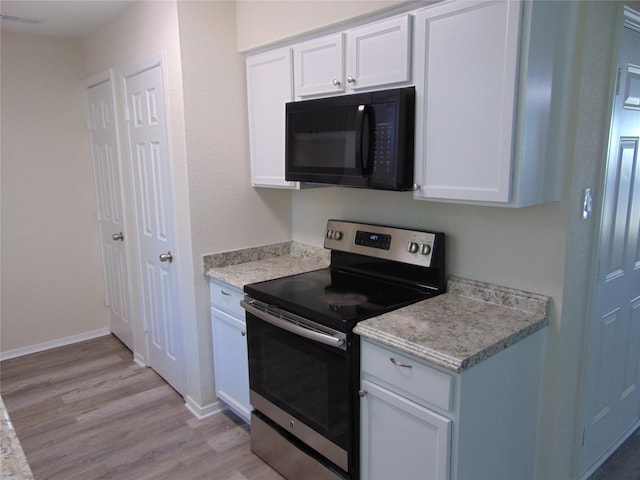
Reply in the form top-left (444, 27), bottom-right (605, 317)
top-left (578, 5), bottom-right (640, 478)
top-left (82, 69), bottom-right (136, 351)
top-left (120, 54), bottom-right (186, 393)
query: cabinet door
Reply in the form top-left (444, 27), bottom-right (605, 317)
top-left (360, 379), bottom-right (451, 480)
top-left (211, 307), bottom-right (251, 423)
top-left (414, 1), bottom-right (521, 203)
top-left (294, 33), bottom-right (345, 98)
top-left (246, 47), bottom-right (298, 189)
top-left (345, 15), bottom-right (412, 91)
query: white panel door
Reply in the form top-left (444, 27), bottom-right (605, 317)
top-left (123, 62), bottom-right (185, 395)
top-left (85, 75), bottom-right (133, 350)
top-left (580, 9), bottom-right (640, 475)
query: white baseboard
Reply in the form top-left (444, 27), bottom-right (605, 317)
top-left (0, 328), bottom-right (111, 361)
top-left (185, 396), bottom-right (226, 420)
top-left (133, 352), bottom-right (147, 367)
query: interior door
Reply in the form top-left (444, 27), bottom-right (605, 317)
top-left (123, 61), bottom-right (185, 395)
top-left (580, 7), bottom-right (640, 475)
top-left (84, 74), bottom-right (134, 350)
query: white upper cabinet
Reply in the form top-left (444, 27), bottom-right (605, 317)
top-left (293, 15), bottom-right (412, 99)
top-left (413, 0), bottom-right (575, 206)
top-left (293, 34), bottom-right (345, 97)
top-left (246, 47), bottom-right (299, 189)
top-left (345, 14), bottom-right (412, 92)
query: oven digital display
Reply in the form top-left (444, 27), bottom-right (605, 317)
top-left (355, 230), bottom-right (391, 250)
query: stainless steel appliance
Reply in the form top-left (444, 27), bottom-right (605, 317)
top-left (285, 87), bottom-right (415, 191)
top-left (241, 220), bottom-right (446, 479)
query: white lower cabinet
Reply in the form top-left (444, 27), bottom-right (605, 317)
top-left (210, 279), bottom-right (251, 423)
top-left (360, 379), bottom-right (451, 480)
top-left (360, 331), bottom-right (546, 479)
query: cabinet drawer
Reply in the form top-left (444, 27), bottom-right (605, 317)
top-left (361, 339), bottom-right (453, 412)
top-left (209, 280), bottom-right (244, 317)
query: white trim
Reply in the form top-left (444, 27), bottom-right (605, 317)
top-left (120, 53), bottom-right (164, 81)
top-left (0, 328), bottom-right (111, 361)
top-left (133, 352), bottom-right (147, 367)
top-left (184, 396), bottom-right (226, 420)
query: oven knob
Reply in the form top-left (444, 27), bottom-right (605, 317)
top-left (407, 241), bottom-right (419, 254)
top-left (420, 244), bottom-right (432, 255)
top-left (326, 230), bottom-right (333, 239)
top-left (333, 230), bottom-right (343, 241)
top-left (289, 420), bottom-right (295, 430)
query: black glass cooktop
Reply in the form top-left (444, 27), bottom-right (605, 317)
top-left (244, 267), bottom-right (435, 332)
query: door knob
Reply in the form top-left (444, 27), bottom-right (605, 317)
top-left (159, 251), bottom-right (173, 263)
top-left (112, 232), bottom-right (124, 241)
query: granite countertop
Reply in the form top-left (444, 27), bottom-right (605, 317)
top-left (354, 276), bottom-right (550, 373)
top-left (204, 244), bottom-right (550, 374)
top-left (204, 241), bottom-right (330, 289)
top-left (1, 396), bottom-right (34, 480)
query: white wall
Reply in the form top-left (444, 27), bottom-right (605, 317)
top-left (176, 0), bottom-right (292, 409)
top-left (0, 31), bottom-right (106, 354)
top-left (235, 0), bottom-right (408, 51)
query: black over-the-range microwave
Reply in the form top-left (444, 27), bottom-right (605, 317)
top-left (285, 86), bottom-right (415, 191)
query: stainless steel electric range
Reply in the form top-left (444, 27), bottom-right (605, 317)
top-left (241, 220), bottom-right (446, 479)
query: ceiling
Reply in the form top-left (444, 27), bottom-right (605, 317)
top-left (0, 0), bottom-right (136, 39)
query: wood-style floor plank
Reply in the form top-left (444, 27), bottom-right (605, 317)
top-left (5, 334), bottom-right (637, 479)
top-left (0, 335), bottom-right (283, 480)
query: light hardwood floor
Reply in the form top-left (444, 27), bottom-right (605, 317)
top-left (2, 334), bottom-right (637, 480)
top-left (0, 335), bottom-right (283, 480)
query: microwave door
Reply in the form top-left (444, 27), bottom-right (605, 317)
top-left (355, 104), bottom-right (375, 176)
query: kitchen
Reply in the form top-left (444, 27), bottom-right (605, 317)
top-left (1, 1), bottom-right (639, 479)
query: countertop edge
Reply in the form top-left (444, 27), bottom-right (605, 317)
top-left (354, 280), bottom-right (550, 373)
top-left (1, 396), bottom-right (34, 479)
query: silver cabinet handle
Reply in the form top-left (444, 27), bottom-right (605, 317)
top-left (159, 251), bottom-right (173, 263)
top-left (390, 357), bottom-right (412, 368)
top-left (358, 389), bottom-right (368, 398)
top-left (241, 330), bottom-right (246, 337)
top-left (112, 232), bottom-right (124, 241)
top-left (347, 75), bottom-right (356, 84)
top-left (332, 78), bottom-right (341, 86)
top-left (220, 290), bottom-right (231, 296)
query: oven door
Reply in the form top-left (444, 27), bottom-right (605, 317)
top-left (242, 299), bottom-right (349, 472)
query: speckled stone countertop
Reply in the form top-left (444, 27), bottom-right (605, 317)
top-left (204, 241), bottom-right (330, 289)
top-left (354, 276), bottom-right (550, 373)
top-left (1, 396), bottom-right (34, 479)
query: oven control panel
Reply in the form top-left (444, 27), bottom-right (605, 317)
top-left (324, 219), bottom-right (443, 268)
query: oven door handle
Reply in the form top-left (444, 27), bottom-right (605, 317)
top-left (241, 300), bottom-right (346, 350)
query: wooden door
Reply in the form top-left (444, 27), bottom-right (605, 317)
top-left (123, 60), bottom-right (185, 395)
top-left (580, 7), bottom-right (640, 475)
top-left (84, 73), bottom-right (134, 350)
